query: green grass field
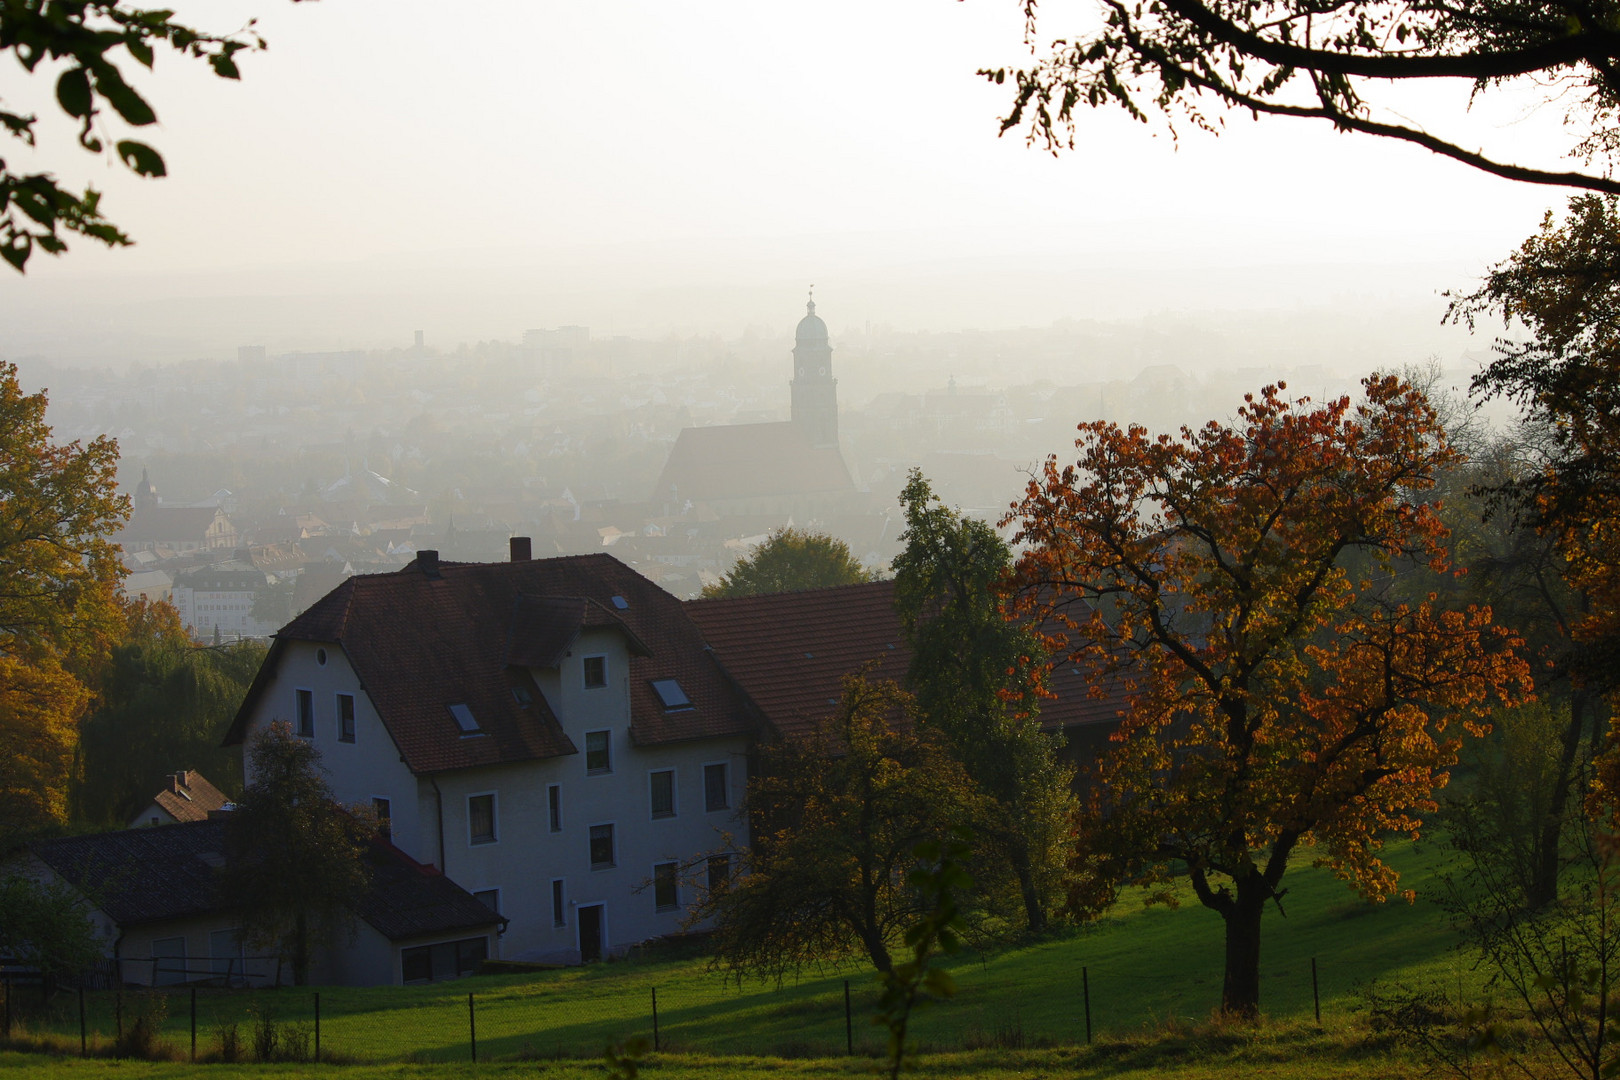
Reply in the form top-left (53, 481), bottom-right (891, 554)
top-left (3, 837), bottom-right (1486, 1071)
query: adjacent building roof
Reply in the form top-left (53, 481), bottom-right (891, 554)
top-left (147, 771), bottom-right (230, 824)
top-left (652, 421), bottom-right (854, 503)
top-left (686, 580), bottom-right (1129, 741)
top-left (227, 553), bottom-right (755, 774)
top-left (30, 819), bottom-right (502, 943)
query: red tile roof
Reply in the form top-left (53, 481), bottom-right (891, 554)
top-left (653, 422), bottom-right (854, 502)
top-left (227, 554), bottom-right (754, 774)
top-left (150, 771), bottom-right (230, 823)
top-left (686, 580), bottom-right (1129, 740)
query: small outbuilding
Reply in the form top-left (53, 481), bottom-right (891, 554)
top-left (19, 818), bottom-right (504, 987)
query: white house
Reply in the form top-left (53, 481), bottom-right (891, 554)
top-left (224, 542), bottom-right (755, 964)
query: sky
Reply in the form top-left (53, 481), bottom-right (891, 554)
top-left (0, 0), bottom-right (1584, 365)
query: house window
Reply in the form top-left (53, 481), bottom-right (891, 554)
top-left (401, 937), bottom-right (489, 983)
top-left (589, 823), bottom-right (615, 869)
top-left (152, 936), bottom-right (187, 986)
top-left (473, 889), bottom-right (500, 915)
top-left (653, 862), bottom-right (678, 911)
top-left (337, 693), bottom-right (356, 743)
top-left (704, 762), bottom-right (729, 812)
top-left (585, 730), bottom-right (611, 774)
top-left (373, 797), bottom-right (392, 840)
top-left (548, 784), bottom-right (562, 832)
top-left (649, 770), bottom-right (675, 819)
top-left (468, 794), bottom-right (496, 845)
top-left (707, 854), bottom-right (731, 893)
top-left (295, 688), bottom-right (314, 738)
top-left (551, 879), bottom-right (566, 927)
top-left (209, 929), bottom-right (244, 983)
top-left (583, 655), bottom-right (607, 689)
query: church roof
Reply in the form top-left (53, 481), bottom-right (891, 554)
top-left (653, 421), bottom-right (853, 503)
top-left (796, 297), bottom-right (828, 342)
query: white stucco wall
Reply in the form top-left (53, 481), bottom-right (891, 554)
top-left (240, 640), bottom-right (424, 862)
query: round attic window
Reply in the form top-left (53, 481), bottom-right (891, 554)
top-left (317, 648), bottom-right (328, 666)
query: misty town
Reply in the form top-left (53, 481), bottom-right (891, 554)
top-left (2, 3), bottom-right (1617, 1079)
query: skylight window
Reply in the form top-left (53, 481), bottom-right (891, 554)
top-left (611, 595), bottom-right (629, 610)
top-left (650, 678), bottom-right (692, 710)
top-left (448, 703), bottom-right (481, 734)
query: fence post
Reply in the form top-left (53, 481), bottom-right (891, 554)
top-left (1082, 966), bottom-right (1092, 1045)
top-left (468, 992), bottom-right (476, 1063)
top-left (651, 987), bottom-right (660, 1052)
top-left (4, 974), bottom-right (11, 1038)
top-left (1311, 957), bottom-right (1321, 1024)
top-left (315, 991), bottom-right (321, 1062)
top-left (190, 986), bottom-right (197, 1062)
top-left (79, 987), bottom-right (86, 1056)
top-left (115, 986), bottom-right (123, 1044)
top-left (844, 979), bottom-right (853, 1056)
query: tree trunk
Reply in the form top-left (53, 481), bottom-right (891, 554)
top-left (1012, 851), bottom-right (1047, 932)
top-left (861, 924), bottom-right (893, 973)
top-left (1527, 692), bottom-right (1591, 910)
top-left (292, 911), bottom-right (309, 987)
top-left (1220, 884), bottom-right (1266, 1017)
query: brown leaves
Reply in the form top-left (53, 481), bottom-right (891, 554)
top-left (1006, 375), bottom-right (1529, 915)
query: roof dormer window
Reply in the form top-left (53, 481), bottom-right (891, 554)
top-left (448, 703), bottom-right (481, 735)
top-left (650, 678), bottom-right (692, 711)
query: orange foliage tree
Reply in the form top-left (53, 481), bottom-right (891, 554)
top-left (1005, 375), bottom-right (1531, 1016)
top-left (0, 360), bottom-right (127, 842)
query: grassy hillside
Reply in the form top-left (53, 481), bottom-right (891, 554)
top-left (5, 837), bottom-right (1480, 1064)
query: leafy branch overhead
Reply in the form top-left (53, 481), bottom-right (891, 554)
top-left (989, 0), bottom-right (1620, 191)
top-left (0, 1), bottom-right (301, 272)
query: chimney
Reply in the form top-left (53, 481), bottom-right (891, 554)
top-left (417, 549), bottom-right (441, 578)
top-left (509, 536), bottom-right (532, 562)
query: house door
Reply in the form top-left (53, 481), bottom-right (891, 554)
top-left (578, 904), bottom-right (604, 963)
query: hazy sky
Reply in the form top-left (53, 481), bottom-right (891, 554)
top-left (0, 0), bottom-right (1579, 363)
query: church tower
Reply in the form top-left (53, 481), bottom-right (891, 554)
top-left (790, 292), bottom-right (838, 449)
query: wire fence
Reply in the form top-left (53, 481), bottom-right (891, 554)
top-left (1, 951), bottom-right (1432, 1064)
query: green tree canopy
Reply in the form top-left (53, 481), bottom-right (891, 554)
top-left (701, 527), bottom-right (874, 599)
top-left (0, 2), bottom-right (307, 271)
top-left (696, 673), bottom-right (983, 978)
top-left (892, 470), bottom-right (1073, 932)
top-left (75, 600), bottom-right (264, 826)
top-left (219, 721), bottom-right (372, 986)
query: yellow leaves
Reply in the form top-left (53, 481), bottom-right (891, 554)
top-left (0, 650), bottom-right (89, 836)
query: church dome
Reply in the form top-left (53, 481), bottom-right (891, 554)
top-left (795, 298), bottom-right (828, 343)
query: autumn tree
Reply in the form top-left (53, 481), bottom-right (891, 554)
top-left (0, 360), bottom-right (127, 842)
top-left (697, 673), bottom-right (982, 977)
top-left (701, 527), bottom-right (875, 599)
top-left (74, 601), bottom-right (263, 825)
top-left (892, 469), bottom-right (1073, 931)
top-left (989, 0), bottom-right (1620, 192)
top-left (1006, 375), bottom-right (1530, 1016)
top-left (219, 721), bottom-right (372, 986)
